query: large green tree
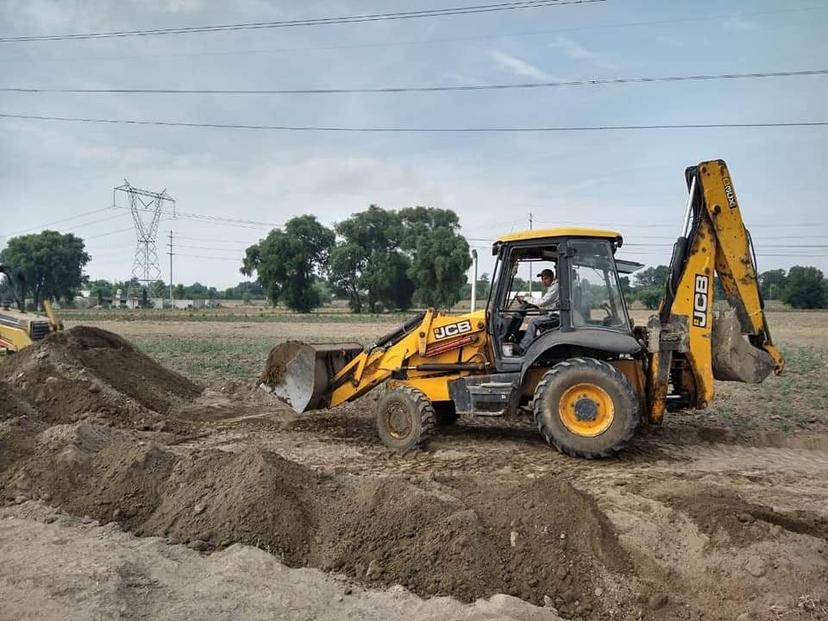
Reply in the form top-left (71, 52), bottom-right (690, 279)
top-left (241, 215), bottom-right (335, 313)
top-left (759, 269), bottom-right (787, 300)
top-left (782, 266), bottom-right (827, 309)
top-left (399, 206), bottom-right (471, 308)
top-left (329, 205), bottom-right (415, 313)
top-left (633, 265), bottom-right (670, 288)
top-left (0, 230), bottom-right (90, 308)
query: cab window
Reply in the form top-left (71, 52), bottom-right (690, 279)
top-left (569, 239), bottom-right (629, 331)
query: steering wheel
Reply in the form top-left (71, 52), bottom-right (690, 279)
top-left (506, 290), bottom-right (537, 313)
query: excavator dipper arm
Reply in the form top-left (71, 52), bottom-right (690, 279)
top-left (647, 160), bottom-right (783, 422)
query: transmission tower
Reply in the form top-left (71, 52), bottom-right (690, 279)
top-left (113, 180), bottom-right (175, 286)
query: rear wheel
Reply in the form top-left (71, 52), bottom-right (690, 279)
top-left (376, 386), bottom-right (436, 450)
top-left (533, 357), bottom-right (639, 458)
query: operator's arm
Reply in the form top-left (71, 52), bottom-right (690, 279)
top-left (538, 283), bottom-right (559, 309)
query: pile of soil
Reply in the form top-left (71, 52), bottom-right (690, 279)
top-left (0, 327), bottom-right (201, 430)
top-left (0, 382), bottom-right (36, 419)
top-left (323, 474), bottom-right (632, 616)
top-left (661, 487), bottom-right (828, 547)
top-left (0, 328), bottom-right (636, 616)
top-left (1, 414), bottom-right (634, 618)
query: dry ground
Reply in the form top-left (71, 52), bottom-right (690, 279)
top-left (2, 310), bottom-right (827, 620)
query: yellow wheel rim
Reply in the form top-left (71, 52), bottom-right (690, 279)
top-left (558, 383), bottom-right (615, 437)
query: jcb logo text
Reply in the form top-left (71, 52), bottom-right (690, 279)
top-left (433, 320), bottom-right (472, 341)
top-left (723, 180), bottom-right (737, 208)
top-left (693, 275), bottom-right (709, 328)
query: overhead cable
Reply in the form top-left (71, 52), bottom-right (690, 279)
top-left (5, 69), bottom-right (824, 95)
top-left (0, 206), bottom-right (112, 238)
top-left (2, 112), bottom-right (826, 133)
top-left (0, 1), bottom-right (603, 42)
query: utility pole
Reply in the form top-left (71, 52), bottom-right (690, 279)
top-left (168, 230), bottom-right (174, 308)
top-left (528, 212), bottom-right (534, 296)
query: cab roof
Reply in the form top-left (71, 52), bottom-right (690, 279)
top-left (494, 226), bottom-right (622, 244)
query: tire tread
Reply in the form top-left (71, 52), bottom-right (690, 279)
top-left (533, 357), bottom-right (639, 459)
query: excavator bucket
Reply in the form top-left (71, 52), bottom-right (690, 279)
top-left (258, 340), bottom-right (363, 413)
top-left (711, 312), bottom-right (776, 383)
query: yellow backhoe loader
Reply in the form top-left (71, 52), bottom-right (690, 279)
top-left (0, 264), bottom-right (63, 353)
top-left (260, 160), bottom-right (784, 457)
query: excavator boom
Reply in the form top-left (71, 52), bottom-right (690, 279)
top-left (648, 159), bottom-right (783, 421)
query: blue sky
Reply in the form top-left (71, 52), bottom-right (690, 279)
top-left (1, 0), bottom-right (827, 288)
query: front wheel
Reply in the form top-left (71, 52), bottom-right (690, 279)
top-left (533, 357), bottom-right (639, 458)
top-left (376, 386), bottom-right (436, 450)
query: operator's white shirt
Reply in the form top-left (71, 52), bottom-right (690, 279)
top-left (538, 282), bottom-right (559, 308)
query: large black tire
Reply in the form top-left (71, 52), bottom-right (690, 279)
top-left (533, 357), bottom-right (639, 458)
top-left (376, 386), bottom-right (436, 450)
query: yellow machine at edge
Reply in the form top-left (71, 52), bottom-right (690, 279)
top-left (0, 264), bottom-right (63, 353)
top-left (261, 160), bottom-right (784, 458)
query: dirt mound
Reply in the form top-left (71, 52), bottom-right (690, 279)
top-left (0, 415), bottom-right (633, 617)
top-left (172, 380), bottom-right (297, 424)
top-left (662, 486), bottom-right (828, 547)
top-left (321, 478), bottom-right (503, 599)
top-left (0, 417), bottom-right (45, 474)
top-left (0, 326), bottom-right (201, 430)
top-left (144, 449), bottom-right (320, 564)
top-left (0, 382), bottom-right (36, 419)
top-left (316, 473), bottom-right (631, 617)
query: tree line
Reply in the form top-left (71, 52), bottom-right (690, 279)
top-left (621, 265), bottom-right (828, 310)
top-left (240, 206), bottom-right (471, 313)
top-left (2, 220), bottom-right (827, 312)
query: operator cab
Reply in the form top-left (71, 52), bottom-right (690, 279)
top-left (487, 229), bottom-right (633, 371)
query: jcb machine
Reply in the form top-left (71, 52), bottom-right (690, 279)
top-left (261, 160), bottom-right (783, 457)
top-left (0, 264), bottom-right (63, 353)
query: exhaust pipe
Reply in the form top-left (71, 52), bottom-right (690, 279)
top-left (470, 249), bottom-right (478, 312)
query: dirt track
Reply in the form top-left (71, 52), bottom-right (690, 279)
top-left (2, 327), bottom-right (827, 620)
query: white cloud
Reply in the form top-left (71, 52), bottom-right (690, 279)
top-left (143, 0), bottom-right (203, 13)
top-left (549, 36), bottom-right (597, 61)
top-left (489, 50), bottom-right (553, 81)
top-left (723, 15), bottom-right (759, 31)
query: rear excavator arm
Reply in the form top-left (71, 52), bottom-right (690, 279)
top-left (647, 160), bottom-right (783, 422)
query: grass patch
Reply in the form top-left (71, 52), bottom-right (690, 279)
top-left (711, 345), bottom-right (828, 432)
top-left (131, 334), bottom-right (367, 385)
top-left (60, 309), bottom-right (416, 324)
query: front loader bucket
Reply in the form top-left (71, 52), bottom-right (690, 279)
top-left (712, 312), bottom-right (775, 383)
top-left (258, 340), bottom-right (363, 413)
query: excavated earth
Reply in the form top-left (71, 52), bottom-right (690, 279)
top-left (1, 327), bottom-right (827, 620)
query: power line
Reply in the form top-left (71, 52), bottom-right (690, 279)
top-left (175, 253), bottom-right (242, 262)
top-left (0, 206), bottom-right (112, 238)
top-left (2, 112), bottom-right (827, 133)
top-left (625, 242), bottom-right (828, 249)
top-left (0, 1), bottom-right (603, 43)
top-left (174, 209), bottom-right (281, 228)
top-left (110, 204), bottom-right (281, 229)
top-left (3, 6), bottom-right (823, 64)
top-left (6, 69), bottom-right (825, 95)
top-left (174, 243), bottom-right (248, 252)
top-left (175, 234), bottom-right (260, 243)
top-left (84, 225), bottom-right (136, 240)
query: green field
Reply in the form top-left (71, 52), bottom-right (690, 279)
top-left (66, 308), bottom-right (828, 434)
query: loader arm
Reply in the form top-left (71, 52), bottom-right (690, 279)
top-left (647, 160), bottom-right (783, 422)
top-left (260, 308), bottom-right (490, 413)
